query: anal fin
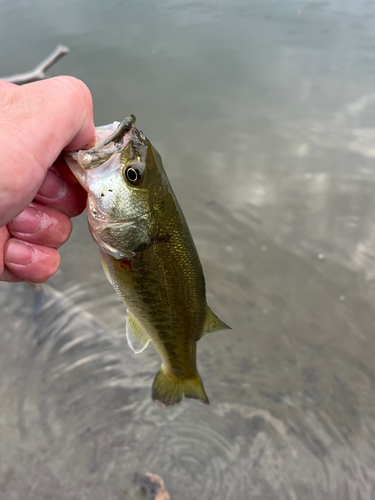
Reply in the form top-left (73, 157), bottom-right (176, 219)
top-left (200, 305), bottom-right (231, 338)
top-left (126, 311), bottom-right (151, 353)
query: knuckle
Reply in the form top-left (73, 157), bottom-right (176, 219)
top-left (33, 251), bottom-right (60, 283)
top-left (0, 85), bottom-right (20, 108)
top-left (53, 76), bottom-right (92, 106)
top-left (56, 218), bottom-right (72, 247)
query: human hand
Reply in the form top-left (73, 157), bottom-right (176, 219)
top-left (0, 76), bottom-right (95, 282)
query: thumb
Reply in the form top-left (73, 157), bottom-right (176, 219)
top-left (0, 81), bottom-right (16, 90)
top-left (0, 76), bottom-right (95, 226)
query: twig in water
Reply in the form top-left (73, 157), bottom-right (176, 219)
top-left (1, 45), bottom-right (70, 84)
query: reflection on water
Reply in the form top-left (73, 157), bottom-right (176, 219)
top-left (1, 0), bottom-right (375, 498)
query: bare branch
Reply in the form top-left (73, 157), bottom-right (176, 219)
top-left (1, 45), bottom-right (70, 85)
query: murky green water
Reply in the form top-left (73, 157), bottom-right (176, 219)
top-left (1, 1), bottom-right (375, 498)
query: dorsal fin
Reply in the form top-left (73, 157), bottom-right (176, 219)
top-left (200, 306), bottom-right (231, 338)
top-left (126, 311), bottom-right (151, 353)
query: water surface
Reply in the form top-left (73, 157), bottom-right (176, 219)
top-left (1, 1), bottom-right (375, 499)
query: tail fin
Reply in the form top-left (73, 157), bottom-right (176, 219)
top-left (152, 365), bottom-right (209, 408)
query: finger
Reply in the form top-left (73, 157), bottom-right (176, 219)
top-left (0, 76), bottom-right (95, 226)
top-left (33, 168), bottom-right (87, 217)
top-left (55, 154), bottom-right (80, 185)
top-left (0, 225), bottom-right (22, 282)
top-left (7, 202), bottom-right (72, 248)
top-left (0, 81), bottom-right (16, 89)
top-left (4, 238), bottom-right (60, 283)
top-left (0, 267), bottom-right (23, 282)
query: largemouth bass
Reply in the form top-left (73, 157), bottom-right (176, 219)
top-left (65, 115), bottom-right (230, 407)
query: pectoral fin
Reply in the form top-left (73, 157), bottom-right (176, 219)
top-left (200, 306), bottom-right (231, 338)
top-left (100, 252), bottom-right (114, 286)
top-left (126, 311), bottom-right (151, 353)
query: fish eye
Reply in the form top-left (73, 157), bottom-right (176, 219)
top-left (125, 165), bottom-right (142, 185)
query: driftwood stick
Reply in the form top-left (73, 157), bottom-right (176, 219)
top-left (1, 45), bottom-right (70, 84)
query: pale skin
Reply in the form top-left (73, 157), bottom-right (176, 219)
top-left (0, 76), bottom-right (95, 282)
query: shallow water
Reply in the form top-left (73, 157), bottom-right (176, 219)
top-left (1, 1), bottom-right (375, 498)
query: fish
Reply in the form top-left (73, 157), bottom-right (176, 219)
top-left (65, 115), bottom-right (230, 407)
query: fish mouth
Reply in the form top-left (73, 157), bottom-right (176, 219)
top-left (65, 115), bottom-right (136, 172)
top-left (94, 115), bottom-right (136, 150)
top-left (106, 218), bottom-right (144, 228)
top-left (91, 212), bottom-right (153, 229)
top-left (110, 211), bottom-right (153, 227)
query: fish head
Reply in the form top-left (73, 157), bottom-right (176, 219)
top-left (65, 116), bottom-right (170, 258)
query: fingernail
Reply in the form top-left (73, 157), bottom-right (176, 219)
top-left (37, 169), bottom-right (65, 199)
top-left (6, 241), bottom-right (34, 266)
top-left (8, 205), bottom-right (42, 234)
